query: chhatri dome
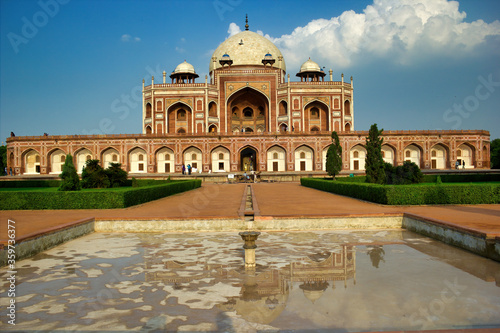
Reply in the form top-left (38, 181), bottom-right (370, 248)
top-left (173, 60), bottom-right (197, 75)
top-left (210, 16), bottom-right (286, 72)
top-left (298, 58), bottom-right (322, 73)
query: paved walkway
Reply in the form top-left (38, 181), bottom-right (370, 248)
top-left (1, 183), bottom-right (500, 244)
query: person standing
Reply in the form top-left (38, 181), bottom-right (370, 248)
top-left (187, 164), bottom-right (192, 175)
top-left (182, 164), bottom-right (186, 175)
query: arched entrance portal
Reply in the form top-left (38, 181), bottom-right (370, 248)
top-left (240, 147), bottom-right (257, 172)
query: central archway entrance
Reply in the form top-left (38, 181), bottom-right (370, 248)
top-left (240, 147), bottom-right (257, 172)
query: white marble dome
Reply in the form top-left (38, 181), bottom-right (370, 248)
top-left (210, 30), bottom-right (286, 72)
top-left (298, 58), bottom-right (322, 73)
top-left (174, 60), bottom-right (196, 74)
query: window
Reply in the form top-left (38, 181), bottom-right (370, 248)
top-left (457, 150), bottom-right (462, 157)
top-left (138, 154), bottom-right (144, 161)
top-left (35, 155), bottom-right (40, 163)
top-left (353, 151), bottom-right (359, 158)
top-left (243, 107), bottom-right (253, 118)
top-left (381, 151), bottom-right (385, 158)
top-left (219, 153), bottom-right (224, 160)
top-left (138, 163), bottom-right (144, 171)
top-left (405, 150), bottom-right (411, 158)
top-left (112, 154), bottom-right (118, 162)
top-left (146, 103), bottom-right (152, 118)
top-left (431, 150), bottom-right (437, 157)
top-left (165, 153), bottom-right (170, 160)
top-left (192, 153), bottom-right (197, 160)
top-left (86, 155), bottom-right (91, 161)
top-left (178, 110), bottom-right (186, 120)
top-left (300, 152), bottom-right (306, 159)
top-left (177, 128), bottom-right (186, 134)
top-left (273, 152), bottom-right (278, 159)
top-left (60, 155), bottom-right (66, 163)
top-left (311, 107), bottom-right (319, 118)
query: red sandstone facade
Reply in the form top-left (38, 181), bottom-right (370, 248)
top-left (5, 25), bottom-right (491, 176)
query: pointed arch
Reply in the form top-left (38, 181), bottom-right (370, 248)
top-left (456, 143), bottom-right (475, 169)
top-left (267, 145), bottom-right (286, 171)
top-left (128, 146), bottom-right (147, 173)
top-left (381, 144), bottom-right (396, 166)
top-left (294, 145), bottom-right (314, 171)
top-left (74, 147), bottom-right (93, 174)
top-left (430, 143), bottom-right (449, 169)
top-left (350, 144), bottom-right (366, 171)
top-left (227, 87), bottom-right (269, 134)
top-left (156, 146), bottom-right (175, 173)
top-left (167, 101), bottom-right (193, 134)
top-left (404, 143), bottom-right (423, 168)
top-left (183, 146), bottom-right (203, 171)
top-left (304, 100), bottom-right (330, 132)
top-left (48, 148), bottom-right (67, 174)
top-left (22, 148), bottom-right (41, 174)
top-left (211, 145), bottom-right (230, 172)
top-left (101, 147), bottom-right (120, 169)
top-left (239, 144), bottom-right (259, 172)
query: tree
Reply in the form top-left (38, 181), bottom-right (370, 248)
top-left (59, 154), bottom-right (81, 191)
top-left (81, 159), bottom-right (110, 188)
top-left (326, 131), bottom-right (342, 179)
top-left (365, 123), bottom-right (385, 184)
top-left (0, 145), bottom-right (6, 176)
top-left (105, 163), bottom-right (128, 187)
top-left (491, 138), bottom-right (500, 169)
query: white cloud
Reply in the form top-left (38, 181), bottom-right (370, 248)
top-left (230, 0), bottom-right (500, 70)
top-left (121, 34), bottom-right (141, 42)
top-left (227, 23), bottom-right (241, 37)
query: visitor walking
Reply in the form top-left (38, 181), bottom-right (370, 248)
top-left (182, 164), bottom-right (186, 175)
top-left (187, 164), bottom-right (192, 175)
top-left (9, 167), bottom-right (12, 176)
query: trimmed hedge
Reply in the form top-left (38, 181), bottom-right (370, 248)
top-left (0, 180), bottom-right (62, 188)
top-left (422, 173), bottom-right (500, 183)
top-left (301, 178), bottom-right (500, 205)
top-left (0, 179), bottom-right (201, 210)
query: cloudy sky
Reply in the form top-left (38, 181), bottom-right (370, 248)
top-left (1, 0), bottom-right (499, 143)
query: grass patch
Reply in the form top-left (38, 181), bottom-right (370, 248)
top-left (301, 178), bottom-right (500, 205)
top-left (0, 179), bottom-right (202, 210)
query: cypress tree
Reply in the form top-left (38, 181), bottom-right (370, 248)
top-left (59, 154), bottom-right (81, 191)
top-left (326, 131), bottom-right (343, 179)
top-left (365, 123), bottom-right (385, 184)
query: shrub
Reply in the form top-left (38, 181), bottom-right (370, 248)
top-left (81, 160), bottom-right (110, 189)
top-left (301, 178), bottom-right (500, 205)
top-left (385, 161), bottom-right (423, 185)
top-left (59, 154), bottom-right (81, 191)
top-left (105, 163), bottom-right (128, 188)
top-left (0, 180), bottom-right (202, 210)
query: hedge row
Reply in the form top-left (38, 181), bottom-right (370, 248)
top-left (301, 178), bottom-right (500, 205)
top-left (0, 179), bottom-right (201, 210)
top-left (421, 173), bottom-right (500, 183)
top-left (0, 178), bottom-right (174, 189)
top-left (0, 180), bottom-right (62, 188)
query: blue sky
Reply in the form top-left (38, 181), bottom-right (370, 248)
top-left (1, 0), bottom-right (499, 144)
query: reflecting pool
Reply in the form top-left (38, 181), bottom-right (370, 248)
top-left (1, 230), bottom-right (500, 332)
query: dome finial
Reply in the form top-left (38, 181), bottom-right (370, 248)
top-left (245, 14), bottom-right (249, 31)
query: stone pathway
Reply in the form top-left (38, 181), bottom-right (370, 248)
top-left (1, 182), bottom-right (500, 245)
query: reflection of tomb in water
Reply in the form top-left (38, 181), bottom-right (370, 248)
top-left (145, 244), bottom-right (356, 325)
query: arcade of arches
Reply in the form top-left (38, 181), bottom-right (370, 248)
top-left (11, 138), bottom-right (489, 175)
